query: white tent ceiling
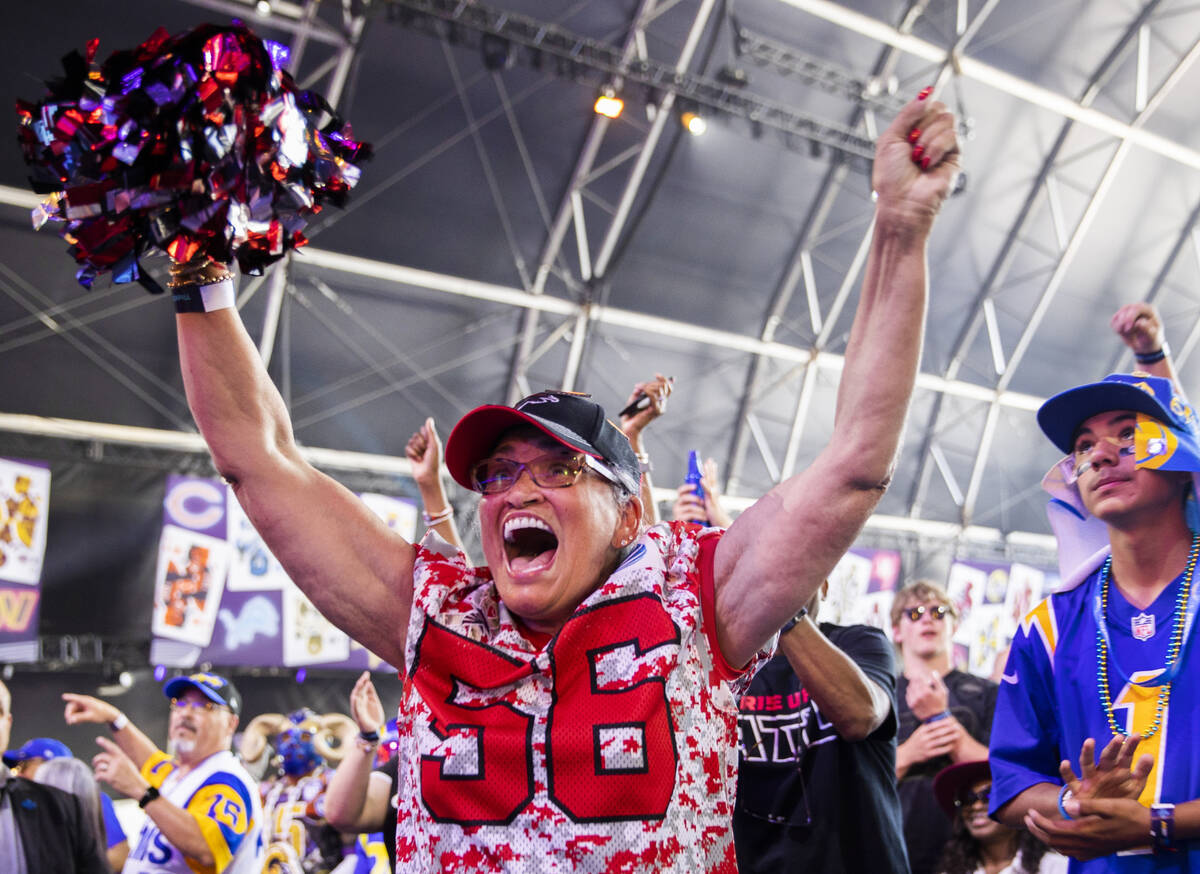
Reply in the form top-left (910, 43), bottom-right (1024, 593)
top-left (4, 0), bottom-right (1200, 585)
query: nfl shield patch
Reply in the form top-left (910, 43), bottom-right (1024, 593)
top-left (1132, 612), bottom-right (1156, 641)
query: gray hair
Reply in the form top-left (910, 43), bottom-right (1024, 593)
top-left (33, 757), bottom-right (108, 850)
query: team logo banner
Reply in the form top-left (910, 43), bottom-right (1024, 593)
top-left (949, 559), bottom-right (1058, 678)
top-left (0, 458), bottom-right (50, 585)
top-left (152, 474), bottom-right (414, 670)
top-left (0, 458), bottom-right (49, 660)
top-left (823, 547), bottom-right (902, 630)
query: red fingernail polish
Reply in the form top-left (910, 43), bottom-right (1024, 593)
top-left (921, 155), bottom-right (932, 170)
top-left (918, 86), bottom-right (933, 100)
top-left (908, 129), bottom-right (921, 143)
top-left (912, 145), bottom-right (924, 162)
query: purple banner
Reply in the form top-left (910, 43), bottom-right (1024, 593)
top-left (153, 474), bottom-right (402, 672)
top-left (0, 458), bottom-right (50, 660)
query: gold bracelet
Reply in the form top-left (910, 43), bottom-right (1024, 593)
top-left (168, 255), bottom-right (234, 289)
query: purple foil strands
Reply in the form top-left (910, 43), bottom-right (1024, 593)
top-left (16, 22), bottom-right (370, 291)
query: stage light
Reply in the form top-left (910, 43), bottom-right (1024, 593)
top-left (296, 668), bottom-right (307, 683)
top-left (118, 670), bottom-right (134, 688)
top-left (154, 664), bottom-right (167, 682)
top-left (681, 111), bottom-right (707, 136)
top-left (594, 88), bottom-right (624, 119)
top-left (255, 0), bottom-right (272, 16)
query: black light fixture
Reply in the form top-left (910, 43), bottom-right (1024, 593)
top-left (481, 33), bottom-right (512, 71)
top-left (716, 65), bottom-right (750, 87)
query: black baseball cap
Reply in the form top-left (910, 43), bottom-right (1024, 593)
top-left (163, 672), bottom-right (242, 715)
top-left (446, 390), bottom-right (641, 495)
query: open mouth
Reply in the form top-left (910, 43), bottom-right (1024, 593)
top-left (503, 516), bottom-right (559, 575)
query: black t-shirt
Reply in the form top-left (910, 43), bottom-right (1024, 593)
top-left (895, 669), bottom-right (998, 874)
top-left (733, 623), bottom-right (910, 874)
top-left (377, 756), bottom-right (400, 872)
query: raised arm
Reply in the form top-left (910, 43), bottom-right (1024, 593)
top-left (778, 610), bottom-right (892, 742)
top-left (176, 281), bottom-right (414, 669)
top-left (1111, 302), bottom-right (1181, 386)
top-left (63, 693), bottom-right (157, 768)
top-left (325, 672), bottom-right (394, 833)
top-left (672, 457), bottom-right (734, 528)
top-left (619, 373), bottom-right (673, 526)
top-left (713, 92), bottom-right (959, 668)
top-left (406, 417), bottom-right (468, 555)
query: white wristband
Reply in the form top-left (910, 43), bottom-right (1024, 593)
top-left (200, 280), bottom-right (236, 311)
top-left (109, 712), bottom-right (129, 732)
top-left (173, 278), bottom-right (236, 313)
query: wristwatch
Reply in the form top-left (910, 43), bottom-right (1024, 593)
top-left (1151, 803), bottom-right (1177, 853)
top-left (138, 786), bottom-right (160, 809)
top-left (780, 607), bottom-right (809, 635)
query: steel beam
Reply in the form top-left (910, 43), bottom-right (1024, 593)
top-left (590, 0), bottom-right (720, 279)
top-left (0, 186), bottom-right (1047, 417)
top-left (907, 0), bottom-right (1170, 520)
top-left (504, 0), bottom-right (659, 403)
top-left (1104, 195), bottom-right (1200, 374)
top-left (957, 18), bottom-right (1200, 526)
top-left (0, 411), bottom-right (1057, 550)
top-left (779, 0), bottom-right (1200, 170)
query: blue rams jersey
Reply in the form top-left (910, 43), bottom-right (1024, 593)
top-left (990, 565), bottom-right (1200, 873)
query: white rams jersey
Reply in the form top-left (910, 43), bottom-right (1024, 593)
top-left (124, 749), bottom-right (263, 874)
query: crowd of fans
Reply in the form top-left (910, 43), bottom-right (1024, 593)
top-left (2, 297), bottom-right (1184, 874)
top-left (2, 83), bottom-right (1195, 874)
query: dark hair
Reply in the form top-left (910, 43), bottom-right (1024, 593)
top-left (936, 806), bottom-right (1049, 874)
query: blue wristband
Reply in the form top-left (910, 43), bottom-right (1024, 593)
top-left (924, 710), bottom-right (952, 724)
top-left (1057, 785), bottom-right (1074, 820)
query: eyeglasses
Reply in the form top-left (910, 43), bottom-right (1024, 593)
top-left (170, 698), bottom-right (229, 713)
top-left (736, 760), bottom-right (813, 829)
top-left (469, 453), bottom-right (590, 494)
top-left (955, 787), bottom-right (990, 809)
top-left (1069, 430), bottom-right (1136, 482)
top-left (904, 605), bottom-right (949, 622)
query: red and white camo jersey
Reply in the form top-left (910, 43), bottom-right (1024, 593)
top-left (393, 519), bottom-right (769, 873)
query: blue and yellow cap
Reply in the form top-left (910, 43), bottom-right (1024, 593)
top-left (1037, 372), bottom-right (1200, 470)
top-left (163, 671), bottom-right (242, 715)
top-left (1039, 373), bottom-right (1200, 591)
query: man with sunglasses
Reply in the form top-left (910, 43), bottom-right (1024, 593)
top-left (168, 93), bottom-right (959, 871)
top-left (987, 368), bottom-right (1200, 870)
top-left (892, 582), bottom-right (997, 874)
top-left (63, 672), bottom-right (264, 873)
